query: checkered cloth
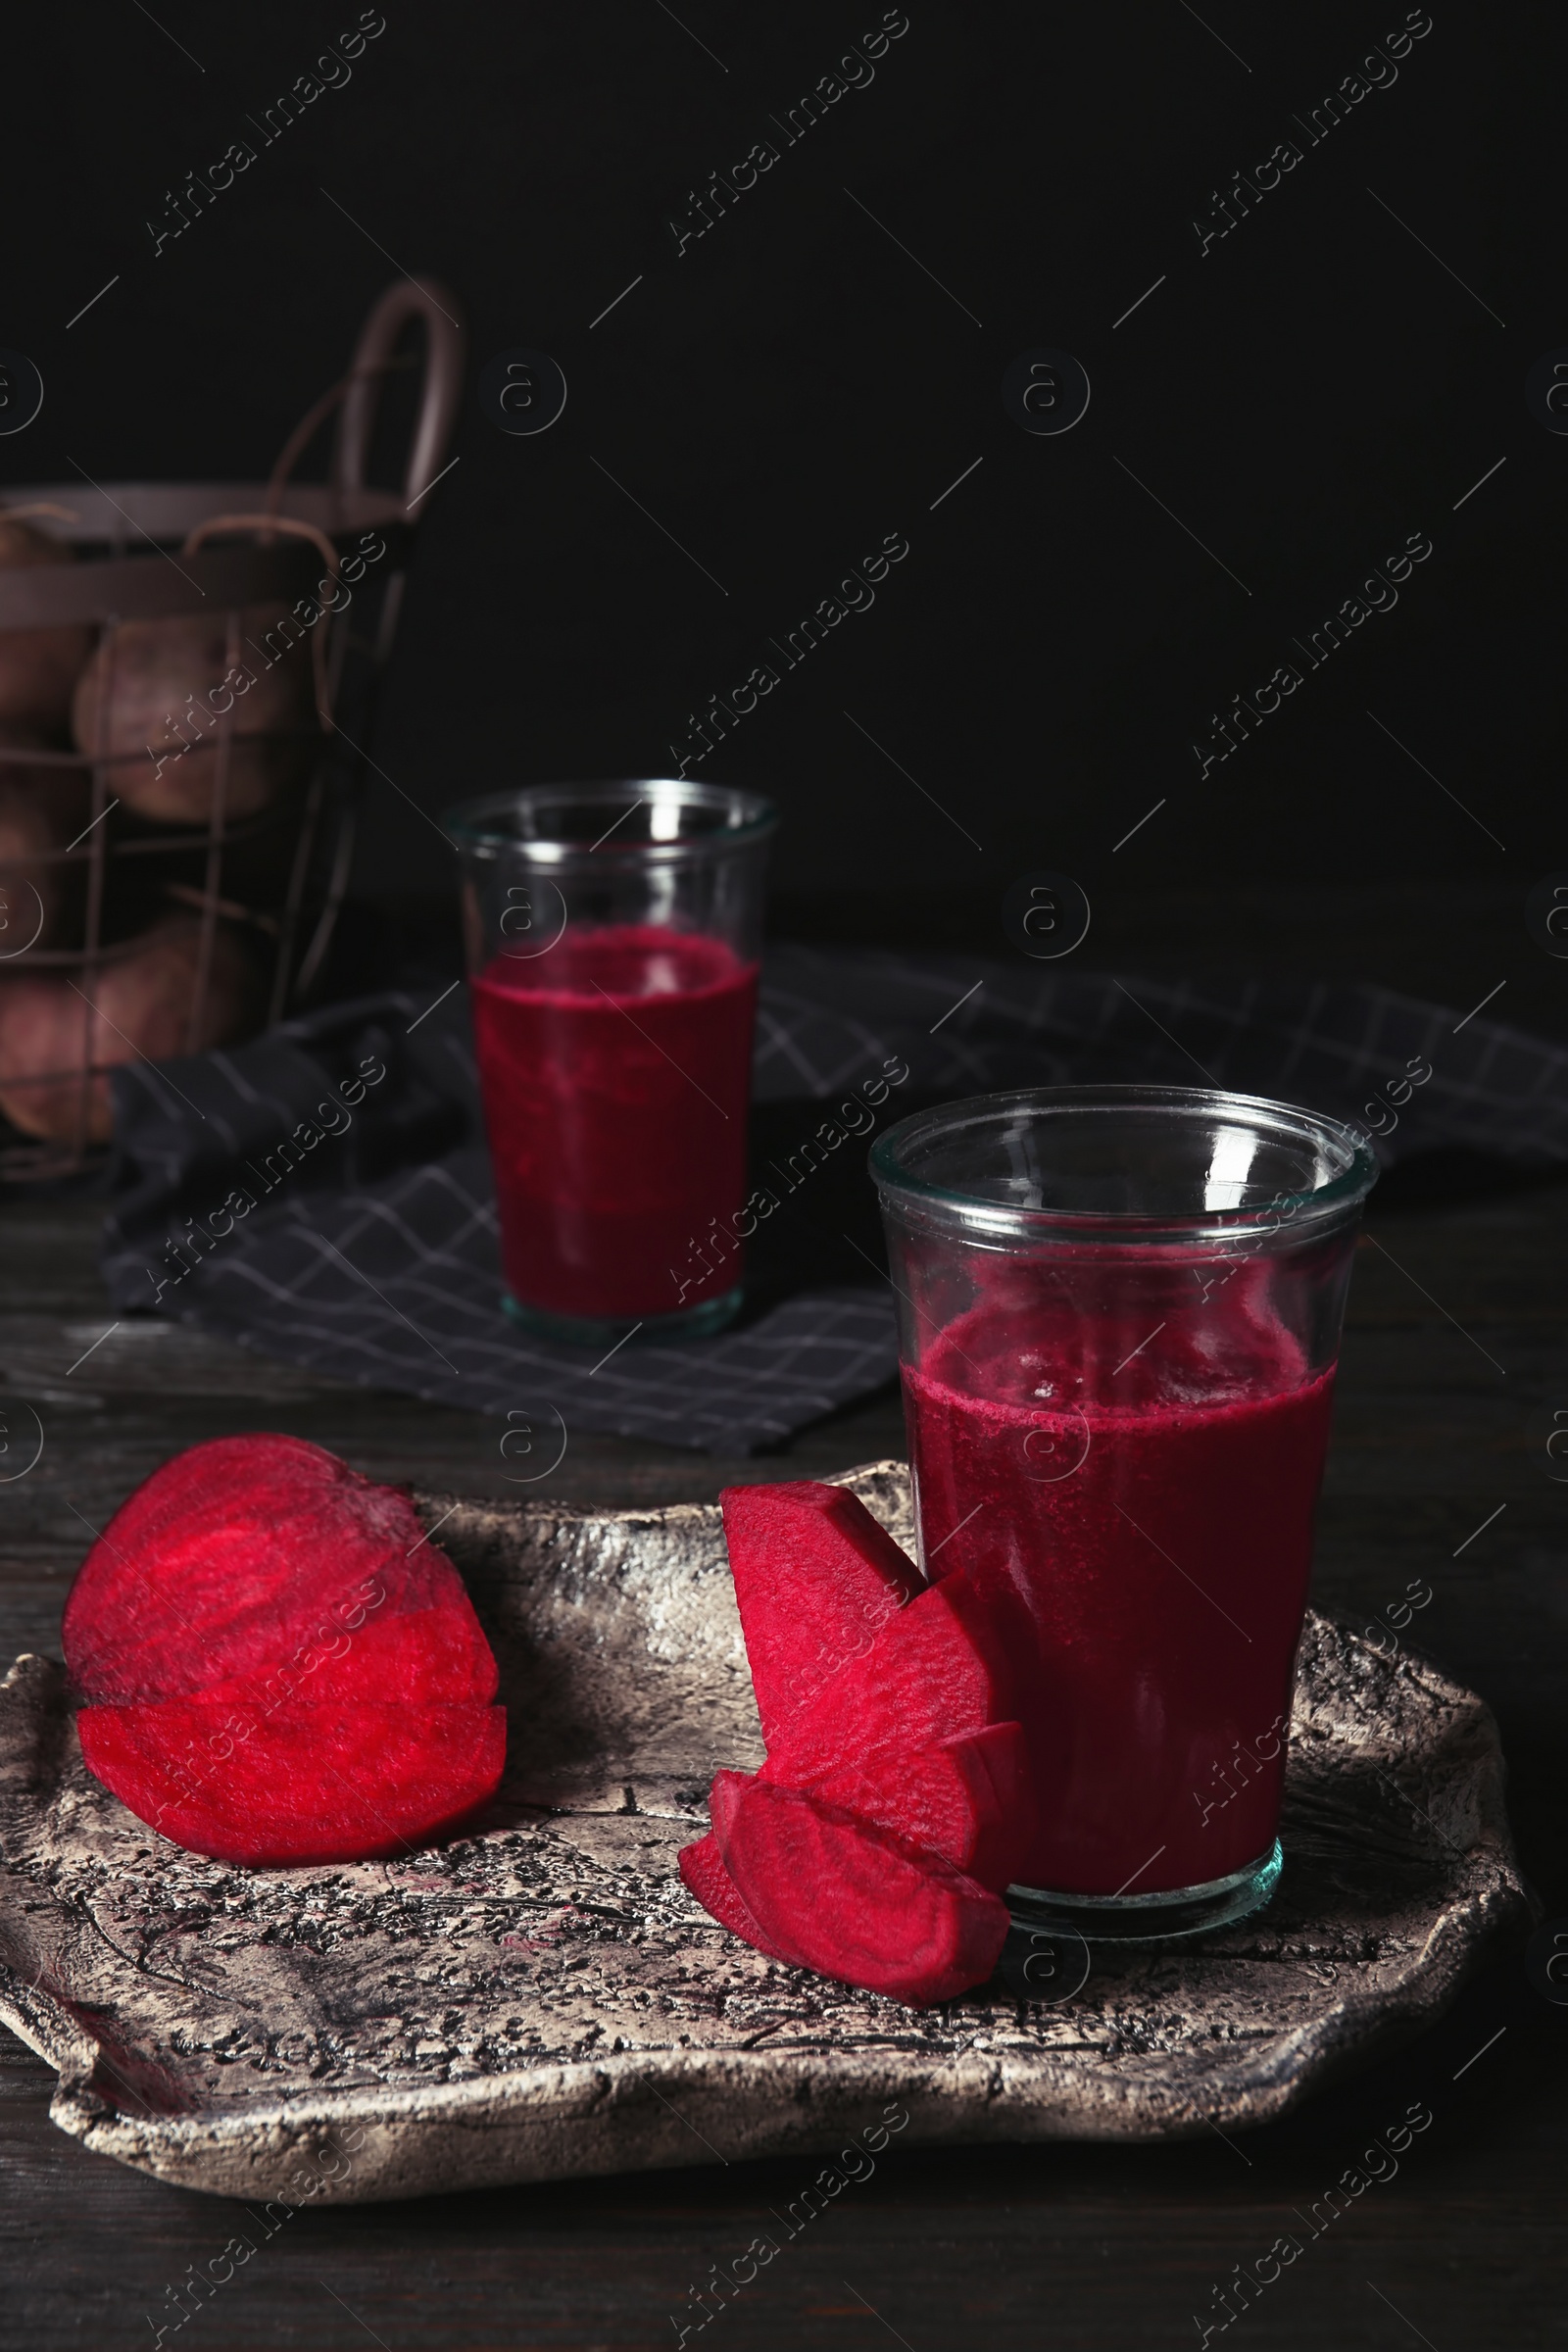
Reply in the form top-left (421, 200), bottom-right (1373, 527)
top-left (101, 950), bottom-right (1568, 1453)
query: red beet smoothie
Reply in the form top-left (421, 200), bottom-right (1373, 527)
top-left (904, 1276), bottom-right (1334, 1894)
top-left (470, 924), bottom-right (758, 1321)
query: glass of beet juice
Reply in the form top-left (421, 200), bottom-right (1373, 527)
top-left (445, 780), bottom-right (777, 1346)
top-left (871, 1086), bottom-right (1376, 1941)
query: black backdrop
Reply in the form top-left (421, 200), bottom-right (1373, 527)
top-left (4, 1), bottom-right (1560, 984)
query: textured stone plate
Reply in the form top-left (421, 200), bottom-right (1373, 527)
top-left (0, 1463), bottom-right (1530, 2203)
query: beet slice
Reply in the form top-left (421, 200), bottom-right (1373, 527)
top-left (705, 1765), bottom-right (751, 1845)
top-left (757, 1567), bottom-right (1025, 1787)
top-left (771, 1721), bottom-right (1036, 1891)
top-left (77, 1695), bottom-right (505, 1865)
top-left (676, 1829), bottom-right (794, 1961)
top-left (716, 1779), bottom-right (1009, 2005)
top-left (720, 1482), bottom-right (915, 1746)
top-left (63, 1433), bottom-right (495, 1708)
top-left (947, 1720), bottom-right (1041, 1890)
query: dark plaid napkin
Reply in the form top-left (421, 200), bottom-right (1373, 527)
top-left (101, 950), bottom-right (1568, 1453)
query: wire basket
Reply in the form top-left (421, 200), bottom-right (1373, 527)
top-left (0, 275), bottom-right (466, 1180)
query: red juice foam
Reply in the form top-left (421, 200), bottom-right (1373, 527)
top-left (904, 1268), bottom-right (1335, 1895)
top-left (469, 923), bottom-right (758, 1322)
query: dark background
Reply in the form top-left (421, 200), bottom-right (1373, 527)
top-left (3, 0), bottom-right (1562, 1021)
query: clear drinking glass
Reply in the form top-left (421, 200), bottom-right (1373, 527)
top-left (445, 779), bottom-right (777, 1346)
top-left (871, 1084), bottom-right (1377, 1942)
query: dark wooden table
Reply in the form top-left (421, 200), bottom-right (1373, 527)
top-left (2, 1181), bottom-right (1564, 2349)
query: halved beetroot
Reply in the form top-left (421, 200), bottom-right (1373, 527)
top-left (77, 1695), bottom-right (506, 1866)
top-left (758, 1568), bottom-right (1026, 1786)
top-left (63, 1433), bottom-right (496, 1709)
top-left (772, 1721), bottom-right (1037, 1891)
top-left (720, 1482), bottom-right (915, 1747)
top-left (64, 1435), bottom-right (505, 1868)
top-left (715, 1779), bottom-right (1009, 2005)
top-left (676, 1830), bottom-right (793, 1961)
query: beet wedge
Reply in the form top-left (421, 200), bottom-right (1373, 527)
top-left (705, 1765), bottom-right (752, 1845)
top-left (77, 1694), bottom-right (506, 1866)
top-left (63, 1433), bottom-right (497, 1709)
top-left (716, 1778), bottom-right (1009, 2005)
top-left (768, 1720), bottom-right (1036, 1892)
top-left (720, 1481), bottom-right (916, 1747)
top-left (758, 1567), bottom-right (1026, 1787)
top-left (677, 1830), bottom-right (794, 1961)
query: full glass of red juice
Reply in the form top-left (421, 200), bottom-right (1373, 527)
top-left (445, 780), bottom-right (777, 1346)
top-left (871, 1085), bottom-right (1376, 1941)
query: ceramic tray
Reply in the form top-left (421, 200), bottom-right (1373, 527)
top-left (0, 1463), bottom-right (1530, 2202)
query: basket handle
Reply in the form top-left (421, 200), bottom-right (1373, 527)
top-left (331, 276), bottom-right (466, 509)
top-left (180, 513), bottom-right (341, 731)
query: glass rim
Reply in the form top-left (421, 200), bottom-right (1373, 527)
top-left (870, 1083), bottom-right (1379, 1247)
top-left (441, 778), bottom-right (778, 863)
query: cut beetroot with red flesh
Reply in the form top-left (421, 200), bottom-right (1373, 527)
top-left (942, 1720), bottom-right (1040, 1889)
top-left (769, 1720), bottom-right (1036, 1892)
top-left (64, 1435), bottom-right (506, 1870)
top-left (706, 1766), bottom-right (752, 1847)
top-left (63, 1433), bottom-right (496, 1709)
top-left (720, 1482), bottom-right (916, 1747)
top-left (77, 1695), bottom-right (506, 1866)
top-left (677, 1829), bottom-right (794, 1961)
top-left (758, 1567), bottom-right (1026, 1788)
top-left (716, 1779), bottom-right (1009, 2005)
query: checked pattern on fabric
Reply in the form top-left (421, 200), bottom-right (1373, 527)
top-left (100, 949), bottom-right (1568, 1454)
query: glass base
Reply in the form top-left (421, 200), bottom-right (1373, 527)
top-left (1005, 1839), bottom-right (1283, 1945)
top-left (501, 1286), bottom-right (743, 1349)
